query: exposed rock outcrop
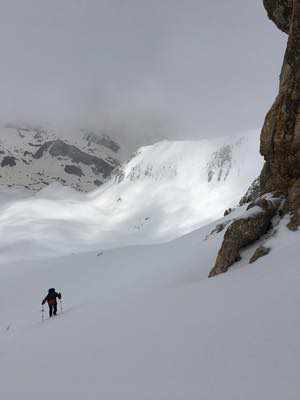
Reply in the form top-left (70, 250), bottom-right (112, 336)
top-left (287, 178), bottom-right (300, 229)
top-left (93, 179), bottom-right (102, 187)
top-left (209, 1), bottom-right (300, 278)
top-left (34, 140), bottom-right (115, 178)
top-left (263, 0), bottom-right (292, 34)
top-left (64, 165), bottom-right (84, 177)
top-left (206, 145), bottom-right (232, 183)
top-left (224, 208), bottom-right (233, 216)
top-left (259, 0), bottom-right (300, 214)
top-left (249, 245), bottom-right (271, 264)
top-left (82, 131), bottom-right (120, 153)
top-left (209, 197), bottom-right (281, 277)
top-left (1, 156), bottom-right (17, 167)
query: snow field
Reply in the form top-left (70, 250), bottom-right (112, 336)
top-left (0, 212), bottom-right (299, 399)
top-left (0, 132), bottom-right (298, 399)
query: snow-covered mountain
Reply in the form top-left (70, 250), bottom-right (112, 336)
top-left (0, 124), bottom-right (124, 192)
top-left (0, 131), bottom-right (262, 263)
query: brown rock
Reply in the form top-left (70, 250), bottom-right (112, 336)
top-left (209, 198), bottom-right (280, 277)
top-left (278, 197), bottom-right (290, 217)
top-left (263, 0), bottom-right (293, 34)
top-left (249, 246), bottom-right (271, 264)
top-left (257, 0), bottom-right (300, 226)
top-left (208, 1), bottom-right (300, 279)
top-left (287, 220), bottom-right (298, 231)
top-left (287, 179), bottom-right (300, 229)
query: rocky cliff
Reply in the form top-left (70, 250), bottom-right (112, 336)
top-left (209, 0), bottom-right (300, 277)
top-left (260, 0), bottom-right (300, 228)
top-left (263, 0), bottom-right (293, 33)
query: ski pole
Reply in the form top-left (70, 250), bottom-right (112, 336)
top-left (41, 306), bottom-right (44, 322)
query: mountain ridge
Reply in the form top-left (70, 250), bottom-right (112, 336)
top-left (0, 124), bottom-right (123, 192)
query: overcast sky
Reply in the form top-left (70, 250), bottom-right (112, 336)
top-left (0, 0), bottom-right (287, 142)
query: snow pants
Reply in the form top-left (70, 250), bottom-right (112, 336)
top-left (49, 303), bottom-right (57, 317)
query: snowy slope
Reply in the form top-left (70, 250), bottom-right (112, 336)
top-left (0, 127), bottom-right (299, 399)
top-left (109, 133), bottom-right (262, 232)
top-left (0, 132), bottom-right (262, 263)
top-left (0, 207), bottom-right (299, 399)
top-left (0, 124), bottom-right (123, 192)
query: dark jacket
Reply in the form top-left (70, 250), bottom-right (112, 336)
top-left (42, 289), bottom-right (61, 306)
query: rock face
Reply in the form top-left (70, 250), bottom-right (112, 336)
top-left (260, 0), bottom-right (300, 219)
top-left (209, 198), bottom-right (281, 278)
top-left (287, 179), bottom-right (300, 229)
top-left (208, 1), bottom-right (300, 278)
top-left (263, 0), bottom-right (292, 33)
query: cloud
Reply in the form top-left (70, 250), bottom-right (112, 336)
top-left (0, 0), bottom-right (286, 142)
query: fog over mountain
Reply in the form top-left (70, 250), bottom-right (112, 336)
top-left (2, 3), bottom-right (300, 400)
top-left (0, 0), bottom-right (286, 143)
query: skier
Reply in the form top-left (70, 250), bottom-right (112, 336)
top-left (42, 288), bottom-right (62, 318)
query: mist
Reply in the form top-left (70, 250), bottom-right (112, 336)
top-left (0, 0), bottom-right (286, 143)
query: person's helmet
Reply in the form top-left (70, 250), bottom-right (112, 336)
top-left (48, 288), bottom-right (55, 293)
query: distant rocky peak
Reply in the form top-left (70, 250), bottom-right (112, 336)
top-left (33, 139), bottom-right (117, 178)
top-left (0, 124), bottom-right (123, 193)
top-left (206, 144), bottom-right (233, 183)
top-left (81, 130), bottom-right (120, 153)
top-left (207, 138), bottom-right (246, 184)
